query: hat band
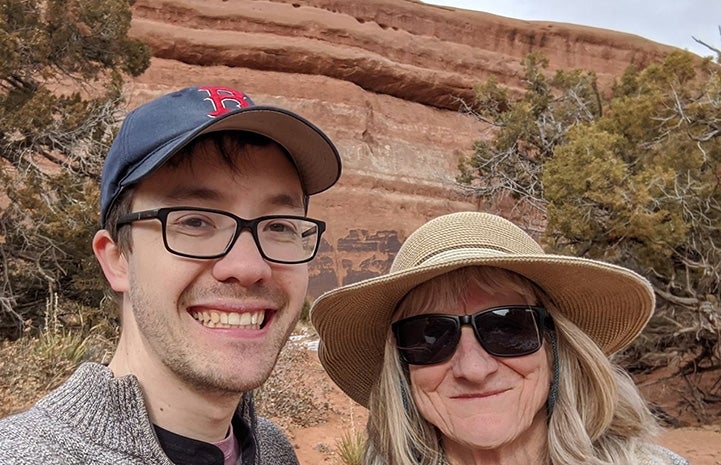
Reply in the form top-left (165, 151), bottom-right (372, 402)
top-left (419, 246), bottom-right (511, 267)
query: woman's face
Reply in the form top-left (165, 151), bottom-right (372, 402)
top-left (405, 284), bottom-right (551, 456)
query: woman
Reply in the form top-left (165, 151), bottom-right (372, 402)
top-left (311, 212), bottom-right (689, 465)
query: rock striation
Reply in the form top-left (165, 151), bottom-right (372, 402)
top-left (127, 0), bottom-right (677, 299)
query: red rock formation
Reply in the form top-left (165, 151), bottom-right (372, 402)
top-left (127, 0), bottom-right (677, 299)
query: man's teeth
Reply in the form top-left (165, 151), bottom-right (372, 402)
top-left (191, 310), bottom-right (265, 329)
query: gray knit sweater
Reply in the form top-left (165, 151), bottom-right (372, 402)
top-left (0, 363), bottom-right (299, 465)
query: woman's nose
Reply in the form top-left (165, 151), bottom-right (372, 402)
top-left (450, 327), bottom-right (499, 381)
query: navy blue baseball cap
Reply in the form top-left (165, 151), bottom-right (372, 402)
top-left (100, 85), bottom-right (342, 227)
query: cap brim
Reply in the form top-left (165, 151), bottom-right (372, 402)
top-left (311, 254), bottom-right (654, 407)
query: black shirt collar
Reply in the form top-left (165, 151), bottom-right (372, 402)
top-left (154, 412), bottom-right (256, 465)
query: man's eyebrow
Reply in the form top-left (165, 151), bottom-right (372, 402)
top-left (162, 187), bottom-right (223, 202)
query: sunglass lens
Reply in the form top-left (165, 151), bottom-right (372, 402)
top-left (474, 307), bottom-right (542, 356)
top-left (393, 316), bottom-right (459, 365)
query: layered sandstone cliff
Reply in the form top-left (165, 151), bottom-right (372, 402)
top-left (127, 0), bottom-right (677, 298)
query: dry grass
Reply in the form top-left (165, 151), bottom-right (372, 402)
top-left (335, 430), bottom-right (366, 465)
top-left (0, 294), bottom-right (117, 418)
top-left (0, 326), bottom-right (115, 418)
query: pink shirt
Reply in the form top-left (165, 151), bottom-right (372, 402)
top-left (212, 423), bottom-right (240, 465)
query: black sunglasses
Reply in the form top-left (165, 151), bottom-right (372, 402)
top-left (392, 305), bottom-right (551, 365)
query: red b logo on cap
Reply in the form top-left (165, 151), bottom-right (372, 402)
top-left (199, 86), bottom-right (252, 118)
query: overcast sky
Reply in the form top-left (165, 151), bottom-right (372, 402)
top-left (423, 0), bottom-right (720, 58)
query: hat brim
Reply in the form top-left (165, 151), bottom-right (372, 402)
top-left (311, 254), bottom-right (654, 407)
top-left (122, 105), bottom-right (341, 196)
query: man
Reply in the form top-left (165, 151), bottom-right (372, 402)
top-left (0, 85), bottom-right (342, 464)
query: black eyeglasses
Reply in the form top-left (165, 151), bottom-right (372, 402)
top-left (117, 207), bottom-right (326, 264)
top-left (392, 305), bottom-right (551, 365)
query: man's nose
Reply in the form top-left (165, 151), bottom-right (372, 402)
top-left (211, 230), bottom-right (272, 284)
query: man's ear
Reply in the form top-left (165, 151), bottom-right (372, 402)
top-left (93, 230), bottom-right (129, 292)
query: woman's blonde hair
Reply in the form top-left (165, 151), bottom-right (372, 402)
top-left (364, 266), bottom-right (658, 465)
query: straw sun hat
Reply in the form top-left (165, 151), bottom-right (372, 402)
top-left (310, 211), bottom-right (655, 407)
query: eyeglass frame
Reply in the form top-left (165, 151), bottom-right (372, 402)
top-left (116, 206), bottom-right (326, 264)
